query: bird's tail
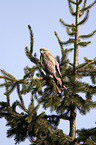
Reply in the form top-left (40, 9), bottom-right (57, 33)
top-left (53, 77), bottom-right (67, 93)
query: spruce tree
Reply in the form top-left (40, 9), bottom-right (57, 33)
top-left (0, 0), bottom-right (96, 144)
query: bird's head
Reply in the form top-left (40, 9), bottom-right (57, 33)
top-left (40, 48), bottom-right (49, 54)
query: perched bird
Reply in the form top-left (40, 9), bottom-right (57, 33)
top-left (40, 48), bottom-right (62, 93)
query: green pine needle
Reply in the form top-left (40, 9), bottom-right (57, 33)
top-left (78, 41), bottom-right (91, 47)
top-left (79, 30), bottom-right (96, 38)
top-left (60, 18), bottom-right (73, 28)
top-left (68, 0), bottom-right (76, 16)
top-left (78, 10), bottom-right (89, 25)
top-left (28, 25), bottom-right (34, 54)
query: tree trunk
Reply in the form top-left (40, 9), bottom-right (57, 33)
top-left (69, 0), bottom-right (79, 144)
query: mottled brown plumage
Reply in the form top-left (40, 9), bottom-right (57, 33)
top-left (40, 48), bottom-right (62, 93)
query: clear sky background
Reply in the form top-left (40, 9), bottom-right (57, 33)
top-left (0, 0), bottom-right (96, 145)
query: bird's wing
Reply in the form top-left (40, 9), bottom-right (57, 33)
top-left (55, 60), bottom-right (62, 78)
top-left (40, 53), bottom-right (55, 76)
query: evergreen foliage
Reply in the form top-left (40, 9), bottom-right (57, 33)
top-left (0, 0), bottom-right (96, 144)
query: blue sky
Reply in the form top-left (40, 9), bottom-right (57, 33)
top-left (0, 0), bottom-right (96, 144)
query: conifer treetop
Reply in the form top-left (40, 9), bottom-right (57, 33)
top-left (0, 0), bottom-right (96, 144)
